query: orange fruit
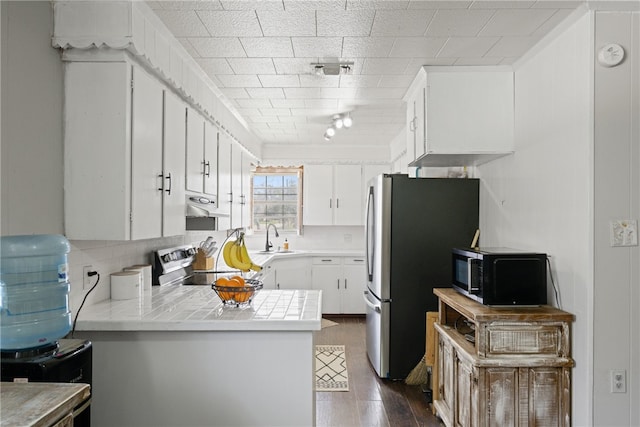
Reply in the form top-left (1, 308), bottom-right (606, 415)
top-left (215, 277), bottom-right (230, 286)
top-left (231, 275), bottom-right (245, 286)
top-left (227, 278), bottom-right (243, 287)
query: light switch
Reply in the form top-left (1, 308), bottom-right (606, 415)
top-left (610, 220), bottom-right (638, 247)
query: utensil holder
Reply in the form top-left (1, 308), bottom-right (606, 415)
top-left (193, 249), bottom-right (214, 270)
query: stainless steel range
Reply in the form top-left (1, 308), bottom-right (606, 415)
top-left (152, 244), bottom-right (240, 286)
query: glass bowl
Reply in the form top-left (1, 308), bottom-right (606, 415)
top-left (211, 279), bottom-right (263, 307)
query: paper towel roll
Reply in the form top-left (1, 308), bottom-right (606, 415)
top-left (111, 271), bottom-right (141, 300)
top-left (125, 264), bottom-right (152, 292)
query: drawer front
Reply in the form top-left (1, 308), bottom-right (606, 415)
top-left (485, 323), bottom-right (565, 357)
top-left (343, 257), bottom-right (365, 265)
top-left (312, 257), bottom-right (340, 265)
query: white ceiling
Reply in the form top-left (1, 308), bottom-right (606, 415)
top-left (147, 0), bottom-right (583, 146)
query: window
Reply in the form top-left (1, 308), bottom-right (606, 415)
top-left (251, 166), bottom-right (302, 233)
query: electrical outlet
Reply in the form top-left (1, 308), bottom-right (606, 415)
top-left (83, 265), bottom-right (93, 290)
top-left (611, 370), bottom-right (627, 393)
top-left (610, 220), bottom-right (638, 247)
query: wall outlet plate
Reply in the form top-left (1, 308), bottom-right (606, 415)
top-left (83, 265), bottom-right (93, 290)
top-left (610, 220), bottom-right (638, 247)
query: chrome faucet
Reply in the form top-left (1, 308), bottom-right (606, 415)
top-left (265, 223), bottom-right (279, 252)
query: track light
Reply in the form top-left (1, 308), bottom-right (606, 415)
top-left (342, 114), bottom-right (353, 128)
top-left (322, 113), bottom-right (353, 141)
top-left (325, 126), bottom-right (336, 137)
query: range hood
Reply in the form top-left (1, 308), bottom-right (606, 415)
top-left (186, 196), bottom-right (229, 218)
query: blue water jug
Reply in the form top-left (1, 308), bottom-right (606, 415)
top-left (0, 234), bottom-right (72, 350)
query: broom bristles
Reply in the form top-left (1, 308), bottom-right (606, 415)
top-left (405, 355), bottom-right (429, 385)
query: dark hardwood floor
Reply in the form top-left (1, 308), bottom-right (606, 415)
top-left (315, 316), bottom-right (444, 427)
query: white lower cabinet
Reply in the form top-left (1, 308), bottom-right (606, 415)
top-left (254, 257), bottom-right (311, 290)
top-left (311, 256), bottom-right (366, 314)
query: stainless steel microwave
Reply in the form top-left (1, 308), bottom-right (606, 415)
top-left (452, 247), bottom-right (548, 306)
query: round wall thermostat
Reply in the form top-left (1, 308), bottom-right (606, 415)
top-left (598, 43), bottom-right (625, 67)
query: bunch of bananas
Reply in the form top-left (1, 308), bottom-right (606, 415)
top-left (222, 233), bottom-right (262, 272)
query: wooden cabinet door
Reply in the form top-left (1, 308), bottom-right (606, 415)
top-left (342, 260), bottom-right (366, 314)
top-left (484, 368), bottom-right (518, 427)
top-left (303, 164), bottom-right (333, 225)
top-left (437, 334), bottom-right (455, 427)
top-left (130, 65), bottom-right (163, 240)
top-left (455, 355), bottom-right (478, 427)
top-left (203, 121), bottom-right (218, 197)
top-left (162, 91), bottom-right (186, 237)
top-left (528, 367), bottom-right (564, 427)
top-left (334, 165), bottom-right (362, 226)
top-left (185, 107), bottom-right (204, 193)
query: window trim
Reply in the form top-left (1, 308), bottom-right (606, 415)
top-left (251, 166), bottom-right (303, 235)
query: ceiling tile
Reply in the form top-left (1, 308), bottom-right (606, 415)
top-left (300, 75), bottom-right (341, 87)
top-left (270, 99), bottom-right (307, 108)
top-left (268, 122), bottom-right (297, 129)
top-left (347, 1), bottom-right (410, 9)
top-left (370, 10), bottom-right (436, 36)
top-left (154, 1), bottom-right (224, 11)
top-left (361, 58), bottom-right (410, 74)
top-left (250, 115), bottom-right (276, 123)
top-left (196, 58), bottom-right (234, 74)
top-left (356, 87), bottom-right (407, 99)
top-left (479, 9), bottom-right (557, 36)
top-left (404, 56), bottom-right (457, 75)
top-left (257, 11), bottom-right (317, 36)
top-left (317, 10), bottom-right (376, 36)
top-left (246, 88), bottom-right (286, 98)
top-left (290, 107), bottom-right (335, 116)
top-left (454, 56), bottom-right (504, 65)
top-left (292, 37), bottom-right (343, 57)
top-left (241, 37), bottom-right (295, 57)
top-left (320, 87), bottom-right (359, 98)
top-left (273, 57), bottom-right (319, 74)
top-left (177, 38), bottom-right (200, 57)
top-left (278, 115), bottom-right (308, 123)
top-left (284, 88), bottom-right (323, 98)
top-left (342, 37), bottom-right (395, 57)
top-left (377, 74), bottom-right (414, 87)
top-left (339, 75), bottom-right (382, 87)
top-left (260, 108), bottom-right (293, 116)
top-left (533, 8), bottom-right (574, 35)
top-left (234, 107), bottom-right (261, 116)
top-left (531, 1), bottom-right (583, 8)
top-left (304, 99), bottom-right (340, 108)
top-left (388, 37), bottom-right (447, 57)
top-left (283, 1), bottom-right (347, 11)
top-left (217, 74), bottom-right (263, 87)
top-left (227, 58), bottom-right (277, 74)
top-left (259, 75), bottom-right (301, 87)
top-left (197, 10), bottom-right (263, 36)
top-left (221, 0), bottom-right (284, 11)
top-left (187, 37), bottom-right (247, 57)
top-left (426, 9), bottom-right (496, 36)
top-left (408, 1), bottom-right (472, 9)
top-left (153, 10), bottom-right (210, 36)
top-left (470, 1), bottom-right (535, 8)
top-left (220, 88), bottom-right (251, 99)
top-left (236, 98), bottom-right (274, 108)
top-left (484, 36), bottom-right (540, 57)
top-left (438, 36), bottom-right (499, 57)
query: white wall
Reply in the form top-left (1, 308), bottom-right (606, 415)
top-left (593, 11), bottom-right (640, 426)
top-left (477, 10), bottom-right (594, 426)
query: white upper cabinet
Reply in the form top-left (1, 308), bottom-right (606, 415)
top-left (161, 91), bottom-right (187, 237)
top-left (217, 132), bottom-right (232, 230)
top-left (303, 164), bottom-right (363, 226)
top-left (186, 109), bottom-right (218, 198)
top-left (231, 143), bottom-right (243, 229)
top-left (203, 122), bottom-right (218, 197)
top-left (404, 66), bottom-right (514, 167)
top-left (64, 59), bottom-right (185, 240)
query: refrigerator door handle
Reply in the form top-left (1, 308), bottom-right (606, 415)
top-left (365, 186), bottom-right (375, 282)
top-left (363, 291), bottom-right (381, 313)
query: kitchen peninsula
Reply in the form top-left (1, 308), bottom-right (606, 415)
top-left (74, 287), bottom-right (322, 427)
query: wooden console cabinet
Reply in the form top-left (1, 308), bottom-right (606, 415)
top-left (432, 288), bottom-right (574, 427)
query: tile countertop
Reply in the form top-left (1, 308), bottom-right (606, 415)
top-left (75, 287), bottom-right (322, 332)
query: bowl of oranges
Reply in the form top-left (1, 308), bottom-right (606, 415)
top-left (211, 275), bottom-right (263, 307)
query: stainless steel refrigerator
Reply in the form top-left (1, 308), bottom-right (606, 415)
top-left (364, 174), bottom-right (479, 379)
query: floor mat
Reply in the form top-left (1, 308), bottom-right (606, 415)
top-left (315, 345), bottom-right (349, 391)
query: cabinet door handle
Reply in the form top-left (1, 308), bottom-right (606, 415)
top-left (165, 173), bottom-right (172, 195)
top-left (205, 161), bottom-right (211, 177)
top-left (329, 199), bottom-right (332, 208)
top-left (157, 173), bottom-right (164, 192)
top-left (409, 117), bottom-right (416, 132)
top-left (337, 279), bottom-right (340, 289)
top-left (336, 198), bottom-right (339, 208)
top-left (321, 259), bottom-right (333, 262)
top-left (345, 279), bottom-right (347, 289)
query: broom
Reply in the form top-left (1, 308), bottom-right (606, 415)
top-left (405, 355), bottom-right (429, 385)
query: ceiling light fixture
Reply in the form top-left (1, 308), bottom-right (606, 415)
top-left (310, 62), bottom-right (354, 76)
top-left (323, 113), bottom-right (353, 141)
